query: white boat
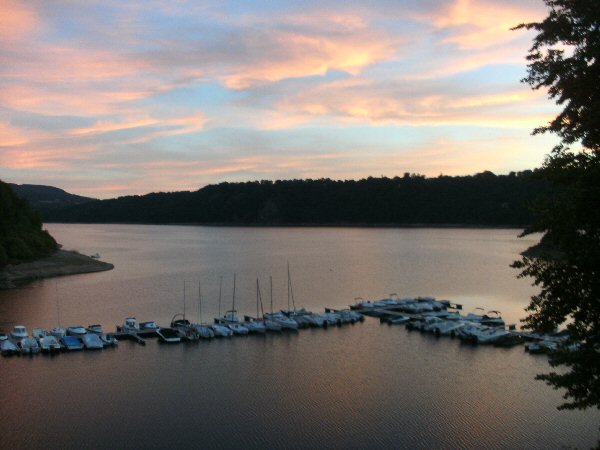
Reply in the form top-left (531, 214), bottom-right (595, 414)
top-left (81, 333), bottom-right (104, 350)
top-left (120, 317), bottom-right (139, 333)
top-left (1, 339), bottom-right (19, 356)
top-left (430, 319), bottom-right (467, 337)
top-left (388, 314), bottom-right (411, 325)
top-left (157, 327), bottom-right (181, 343)
top-left (66, 325), bottom-right (87, 336)
top-left (0, 332), bottom-right (7, 341)
top-left (226, 322), bottom-right (250, 335)
top-left (264, 312), bottom-right (298, 330)
top-left (19, 336), bottom-right (41, 354)
top-left (50, 327), bottom-right (66, 339)
top-left (86, 325), bottom-right (118, 346)
top-left (210, 323), bottom-right (233, 337)
top-left (192, 281), bottom-right (215, 339)
top-left (10, 325), bottom-right (28, 341)
top-left (139, 321), bottom-right (159, 332)
top-left (171, 315), bottom-right (200, 341)
top-left (33, 329), bottom-right (61, 353)
top-left (243, 317), bottom-right (267, 334)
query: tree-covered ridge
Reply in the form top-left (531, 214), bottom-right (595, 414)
top-left (0, 180), bottom-right (58, 267)
top-left (46, 170), bottom-right (550, 226)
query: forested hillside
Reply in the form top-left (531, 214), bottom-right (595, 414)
top-left (9, 183), bottom-right (96, 216)
top-left (0, 180), bottom-right (58, 267)
top-left (45, 171), bottom-right (550, 226)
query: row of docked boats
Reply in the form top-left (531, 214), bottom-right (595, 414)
top-left (115, 306), bottom-right (366, 345)
top-left (353, 295), bottom-right (580, 351)
top-left (0, 324), bottom-right (118, 356)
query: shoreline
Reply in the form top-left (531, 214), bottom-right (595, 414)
top-left (0, 250), bottom-right (114, 289)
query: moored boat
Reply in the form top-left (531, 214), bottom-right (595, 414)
top-left (61, 335), bottom-right (83, 351)
top-left (81, 333), bottom-right (104, 350)
top-left (66, 325), bottom-right (87, 337)
top-left (157, 327), bottom-right (181, 343)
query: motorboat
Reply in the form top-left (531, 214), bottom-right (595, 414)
top-left (139, 321), bottom-right (159, 332)
top-left (33, 329), bottom-right (61, 353)
top-left (87, 325), bottom-right (118, 346)
top-left (157, 327), bottom-right (181, 343)
top-left (39, 334), bottom-right (62, 353)
top-left (1, 339), bottom-right (19, 356)
top-left (388, 314), bottom-right (411, 325)
top-left (171, 315), bottom-right (200, 341)
top-left (210, 323), bottom-right (233, 337)
top-left (480, 310), bottom-right (505, 327)
top-left (281, 309), bottom-right (313, 328)
top-left (10, 325), bottom-right (28, 341)
top-left (81, 333), bottom-right (104, 350)
top-left (50, 327), bottom-right (66, 339)
top-left (120, 317), bottom-right (139, 333)
top-left (66, 325), bottom-right (87, 336)
top-left (0, 331), bottom-right (7, 341)
top-left (19, 336), bottom-right (41, 354)
top-left (430, 319), bottom-right (467, 337)
top-left (61, 335), bottom-right (83, 351)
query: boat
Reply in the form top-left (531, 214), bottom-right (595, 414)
top-left (87, 325), bottom-right (118, 346)
top-left (171, 282), bottom-right (200, 341)
top-left (215, 275), bottom-right (249, 335)
top-left (120, 317), bottom-right (139, 333)
top-left (157, 327), bottom-right (181, 343)
top-left (263, 273), bottom-right (298, 330)
top-left (66, 325), bottom-right (87, 336)
top-left (243, 279), bottom-right (269, 334)
top-left (171, 315), bottom-right (200, 341)
top-left (33, 328), bottom-right (61, 353)
top-left (19, 336), bottom-right (41, 354)
top-left (51, 281), bottom-right (66, 339)
top-left (50, 327), bottom-right (66, 339)
top-left (139, 321), bottom-right (159, 331)
top-left (1, 339), bottom-right (19, 356)
top-left (61, 335), bottom-right (83, 351)
top-left (10, 325), bottom-right (28, 341)
top-left (0, 331), bottom-right (7, 341)
top-left (480, 310), bottom-right (505, 327)
top-left (191, 281), bottom-right (215, 339)
top-left (81, 333), bottom-right (104, 350)
top-left (388, 314), bottom-right (411, 325)
top-left (210, 323), bottom-right (233, 337)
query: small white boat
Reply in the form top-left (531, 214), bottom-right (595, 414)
top-left (139, 321), bottom-right (159, 332)
top-left (50, 327), bottom-right (66, 339)
top-left (157, 327), bottom-right (181, 343)
top-left (264, 312), bottom-right (298, 330)
top-left (19, 336), bottom-right (41, 354)
top-left (388, 315), bottom-right (411, 325)
top-left (1, 339), bottom-right (19, 356)
top-left (66, 325), bottom-right (87, 336)
top-left (87, 325), bottom-right (118, 346)
top-left (10, 325), bottom-right (28, 341)
top-left (81, 333), bottom-right (104, 350)
top-left (171, 316), bottom-right (200, 341)
top-left (243, 317), bottom-right (267, 334)
top-left (120, 317), bottom-right (139, 333)
top-left (210, 323), bottom-right (233, 337)
top-left (192, 323), bottom-right (215, 339)
top-left (33, 329), bottom-right (61, 353)
top-left (61, 335), bottom-right (83, 351)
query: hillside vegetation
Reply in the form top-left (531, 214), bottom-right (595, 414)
top-left (45, 171), bottom-right (550, 226)
top-left (0, 180), bottom-right (58, 267)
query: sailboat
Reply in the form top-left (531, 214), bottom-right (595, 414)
top-left (243, 279), bottom-right (267, 333)
top-left (50, 280), bottom-right (66, 339)
top-left (192, 281), bottom-right (215, 339)
top-left (211, 276), bottom-right (233, 337)
top-left (171, 280), bottom-right (200, 341)
top-left (216, 274), bottom-right (249, 335)
top-left (280, 263), bottom-right (314, 328)
top-left (264, 270), bottom-right (298, 330)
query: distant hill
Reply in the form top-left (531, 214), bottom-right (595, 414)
top-left (9, 183), bottom-right (96, 216)
top-left (0, 180), bottom-right (58, 267)
top-left (45, 171), bottom-right (551, 227)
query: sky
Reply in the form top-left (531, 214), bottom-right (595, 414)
top-left (0, 0), bottom-right (560, 198)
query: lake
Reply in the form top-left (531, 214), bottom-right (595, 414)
top-left (1, 225), bottom-right (598, 449)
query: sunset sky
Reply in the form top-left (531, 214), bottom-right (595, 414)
top-left (0, 0), bottom-right (560, 198)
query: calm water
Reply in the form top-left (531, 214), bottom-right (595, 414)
top-left (0, 225), bottom-right (598, 449)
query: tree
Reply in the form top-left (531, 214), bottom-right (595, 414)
top-left (512, 0), bottom-right (600, 410)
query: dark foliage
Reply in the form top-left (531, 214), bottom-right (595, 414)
top-left (43, 171), bottom-right (549, 226)
top-left (0, 180), bottom-right (58, 267)
top-left (9, 183), bottom-right (96, 217)
top-left (512, 0), bottom-right (600, 411)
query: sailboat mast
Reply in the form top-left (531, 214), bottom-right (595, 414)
top-left (288, 263), bottom-right (296, 312)
top-left (287, 262), bottom-right (290, 311)
top-left (55, 280), bottom-right (61, 328)
top-left (183, 280), bottom-right (186, 320)
top-left (218, 276), bottom-right (223, 317)
top-left (232, 273), bottom-right (236, 314)
top-left (198, 281), bottom-right (202, 324)
top-left (270, 275), bottom-right (273, 314)
top-left (256, 278), bottom-right (259, 319)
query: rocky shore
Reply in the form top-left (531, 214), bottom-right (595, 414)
top-left (0, 250), bottom-right (114, 289)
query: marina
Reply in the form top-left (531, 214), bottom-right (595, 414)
top-left (1, 225), bottom-right (598, 449)
top-left (0, 295), bottom-right (574, 357)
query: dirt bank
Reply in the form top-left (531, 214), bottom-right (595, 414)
top-left (0, 250), bottom-right (114, 289)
